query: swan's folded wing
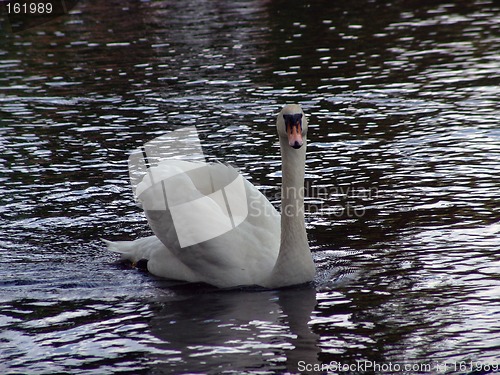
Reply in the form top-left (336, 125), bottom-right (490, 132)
top-left (131, 161), bottom-right (281, 286)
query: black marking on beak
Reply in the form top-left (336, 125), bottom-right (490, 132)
top-left (283, 113), bottom-right (303, 134)
top-left (283, 113), bottom-right (303, 149)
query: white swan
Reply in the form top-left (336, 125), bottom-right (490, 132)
top-left (105, 104), bottom-right (315, 288)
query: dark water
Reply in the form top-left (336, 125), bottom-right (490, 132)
top-left (1, 0), bottom-right (499, 374)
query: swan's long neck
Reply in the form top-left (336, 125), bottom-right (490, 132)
top-left (280, 138), bottom-right (307, 248)
top-left (267, 136), bottom-right (315, 287)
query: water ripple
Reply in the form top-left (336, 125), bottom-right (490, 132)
top-left (0, 0), bottom-right (499, 373)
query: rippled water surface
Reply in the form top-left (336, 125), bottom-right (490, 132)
top-left (1, 0), bottom-right (499, 374)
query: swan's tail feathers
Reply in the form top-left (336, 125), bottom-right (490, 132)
top-left (102, 237), bottom-right (157, 264)
top-left (102, 239), bottom-right (121, 253)
top-left (103, 238), bottom-right (135, 262)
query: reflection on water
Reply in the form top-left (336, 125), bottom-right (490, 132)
top-left (147, 286), bottom-right (320, 374)
top-left (1, 0), bottom-right (499, 373)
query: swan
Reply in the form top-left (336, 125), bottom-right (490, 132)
top-left (105, 104), bottom-right (315, 288)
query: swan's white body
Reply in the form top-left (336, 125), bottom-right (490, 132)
top-left (106, 104), bottom-right (315, 288)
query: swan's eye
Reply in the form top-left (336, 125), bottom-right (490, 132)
top-left (283, 113), bottom-right (303, 149)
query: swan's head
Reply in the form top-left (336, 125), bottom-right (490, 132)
top-left (277, 104), bottom-right (308, 149)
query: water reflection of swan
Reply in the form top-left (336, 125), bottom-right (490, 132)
top-left (105, 104), bottom-right (315, 288)
top-left (147, 285), bottom-right (320, 373)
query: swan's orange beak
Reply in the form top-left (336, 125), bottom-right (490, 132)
top-left (287, 125), bottom-right (303, 149)
top-left (285, 115), bottom-right (303, 149)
